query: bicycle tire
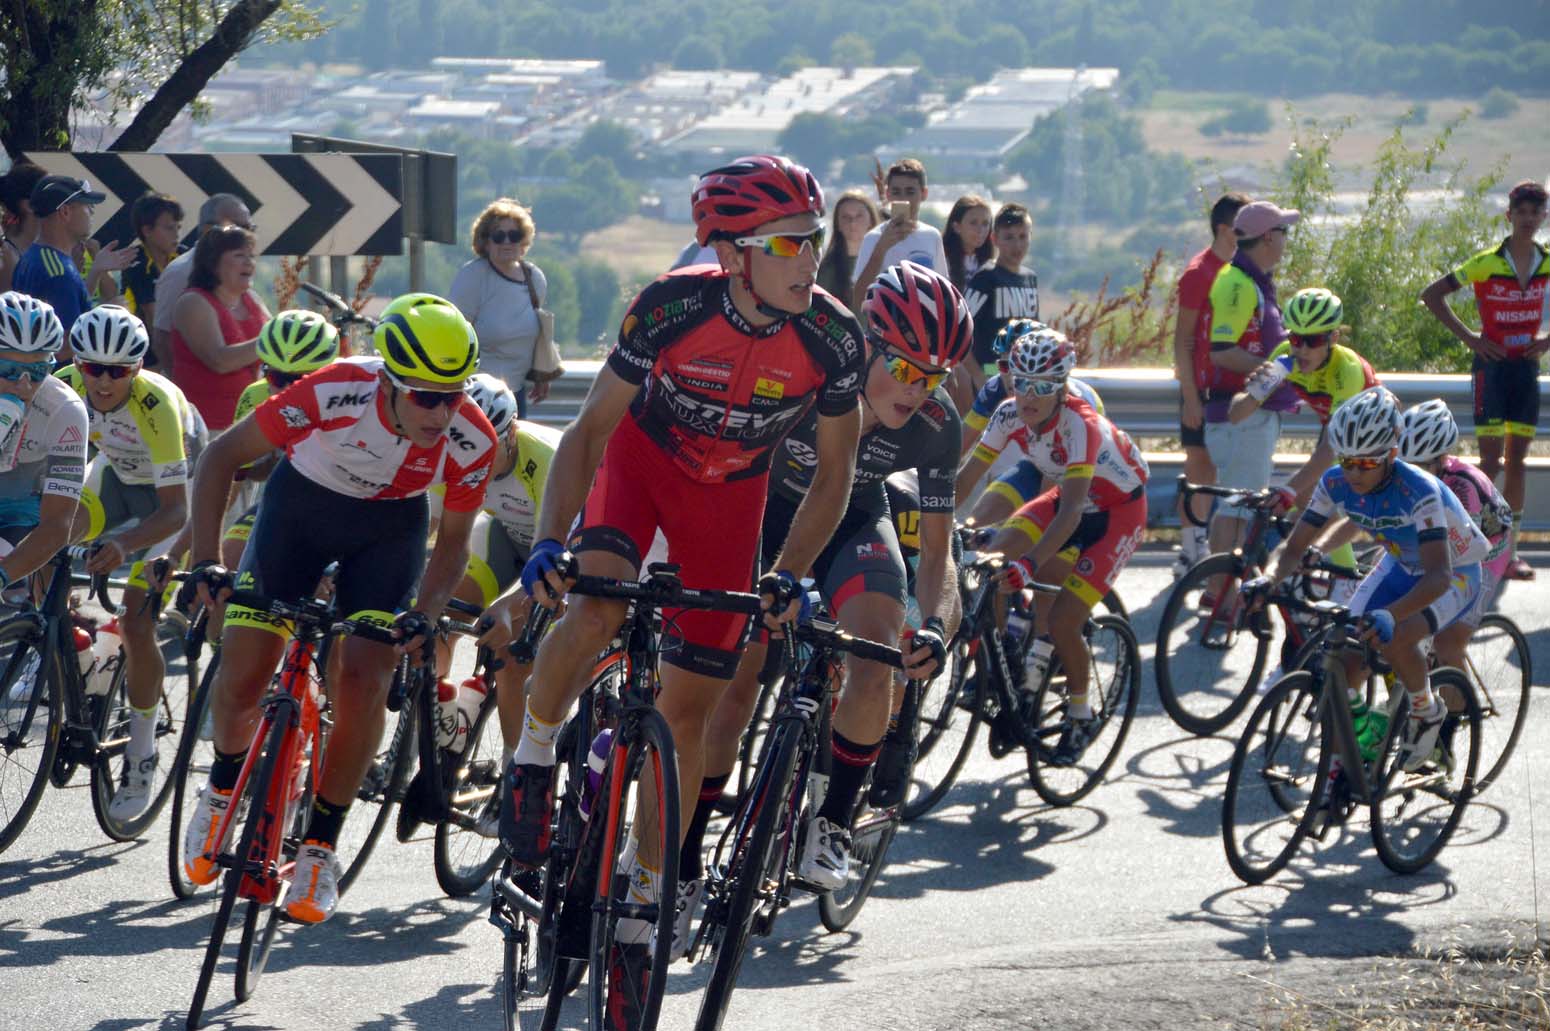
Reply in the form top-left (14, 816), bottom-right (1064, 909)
top-left (187, 713), bottom-right (288, 1030)
top-left (169, 651), bottom-right (222, 900)
top-left (1369, 668), bottom-right (1481, 875)
top-left (1154, 552), bottom-right (1269, 736)
top-left (1221, 672), bottom-right (1326, 885)
top-left (1463, 613), bottom-right (1531, 793)
top-left (90, 647), bottom-right (188, 842)
top-left (697, 718), bottom-right (803, 1031)
top-left (902, 639), bottom-right (982, 822)
top-left (725, 672), bottom-right (780, 814)
top-left (0, 618), bottom-right (61, 857)
top-left (434, 690), bottom-right (506, 897)
top-left (588, 708), bottom-right (679, 1031)
top-left (818, 772), bottom-right (899, 932)
top-left (1026, 615), bottom-right (1141, 807)
top-left (334, 671), bottom-right (415, 897)
top-left (236, 740), bottom-right (313, 1003)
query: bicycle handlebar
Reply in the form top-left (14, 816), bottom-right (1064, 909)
top-left (298, 282), bottom-right (377, 329)
top-left (1176, 475), bottom-right (1297, 534)
top-left (221, 588), bottom-right (400, 646)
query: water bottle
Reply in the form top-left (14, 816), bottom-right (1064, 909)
top-left (434, 678), bottom-right (459, 749)
top-left (72, 625), bottom-right (94, 677)
top-left (1004, 607), bottom-right (1032, 651)
top-left (86, 619), bottom-right (122, 696)
top-left (447, 676), bottom-right (488, 755)
top-left (578, 729), bottom-right (612, 821)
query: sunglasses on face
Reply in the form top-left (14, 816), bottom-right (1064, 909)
top-left (877, 349), bottom-right (950, 391)
top-left (1289, 332), bottom-right (1331, 349)
top-left (387, 372), bottom-right (465, 410)
top-left (1339, 455), bottom-right (1387, 472)
top-left (487, 230), bottom-right (526, 245)
top-left (77, 360), bottom-right (135, 380)
top-left (732, 226), bottom-right (826, 259)
top-left (264, 367), bottom-right (302, 390)
top-left (1011, 373), bottom-right (1062, 396)
top-left (0, 357), bottom-right (56, 383)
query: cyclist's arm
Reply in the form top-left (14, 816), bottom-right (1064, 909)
top-left (1, 494), bottom-right (76, 585)
top-left (954, 450), bottom-right (993, 504)
top-left (1024, 472), bottom-right (1091, 571)
top-left (772, 403), bottom-right (860, 578)
top-left (1287, 435), bottom-right (1334, 507)
top-left (1383, 537), bottom-right (1451, 622)
top-left (189, 417), bottom-right (276, 563)
top-left (1227, 387), bottom-right (1262, 423)
top-left (417, 504), bottom-right (477, 620)
top-left (1269, 518), bottom-right (1320, 584)
top-left (915, 510), bottom-right (956, 632)
top-left (533, 366), bottom-right (636, 544)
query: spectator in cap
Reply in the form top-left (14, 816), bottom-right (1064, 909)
top-left (1197, 199), bottom-right (1300, 583)
top-left (12, 174), bottom-right (138, 348)
top-left (153, 193), bottom-right (252, 368)
top-left (0, 161), bottom-right (47, 293)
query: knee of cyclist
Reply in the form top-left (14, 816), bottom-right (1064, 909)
top-left (560, 596), bottom-right (626, 648)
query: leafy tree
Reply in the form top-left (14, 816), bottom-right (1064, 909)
top-left (572, 258), bottom-right (623, 344)
top-left (1479, 87), bottom-right (1519, 119)
top-left (1199, 97), bottom-right (1271, 137)
top-left (573, 119), bottom-right (636, 169)
top-left (829, 33), bottom-right (875, 69)
top-left (672, 36), bottom-right (722, 70)
top-left (777, 113), bottom-right (848, 177)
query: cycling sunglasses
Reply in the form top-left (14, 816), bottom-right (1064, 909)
top-left (1011, 372), bottom-right (1062, 397)
top-left (0, 357), bottom-right (56, 383)
top-left (876, 348), bottom-right (950, 391)
top-left (1289, 332), bottom-right (1332, 349)
top-left (264, 366), bottom-right (302, 390)
top-left (732, 226), bottom-right (826, 259)
top-left (386, 371), bottom-right (465, 409)
top-left (77, 360), bottom-right (136, 380)
top-left (1339, 454), bottom-right (1388, 472)
top-left (487, 229), bottom-right (526, 245)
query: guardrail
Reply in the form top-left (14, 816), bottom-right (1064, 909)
top-left (526, 362), bottom-right (1550, 532)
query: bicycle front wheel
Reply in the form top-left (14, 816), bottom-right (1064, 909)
top-left (435, 690), bottom-right (506, 897)
top-left (91, 646), bottom-right (189, 841)
top-left (1369, 668), bottom-right (1482, 875)
top-left (1221, 672), bottom-right (1326, 885)
top-left (818, 772), bottom-right (899, 932)
top-left (903, 638), bottom-right (981, 822)
top-left (1154, 553), bottom-right (1269, 736)
top-left (0, 617), bottom-right (59, 856)
top-left (169, 651), bottom-right (221, 899)
top-left (588, 708), bottom-right (680, 1031)
top-left (1026, 615), bottom-right (1140, 807)
top-left (1461, 613), bottom-right (1531, 793)
top-left (334, 674), bottom-right (415, 897)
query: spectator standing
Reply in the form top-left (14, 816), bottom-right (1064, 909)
top-left (815, 189), bottom-right (880, 306)
top-left (954, 202), bottom-right (1039, 411)
top-left (1421, 178), bottom-right (1549, 581)
top-left (121, 192), bottom-right (186, 369)
top-left (850, 158), bottom-right (949, 311)
top-left (1172, 192), bottom-right (1249, 570)
top-left (153, 193), bottom-right (252, 369)
top-left (1202, 200), bottom-right (1299, 563)
top-left (0, 162), bottom-right (47, 294)
top-left (670, 238), bottom-right (720, 270)
top-left (170, 225), bottom-right (267, 431)
top-left (13, 175), bottom-right (137, 348)
top-left (447, 198), bottom-right (553, 416)
top-left (942, 194), bottom-right (993, 293)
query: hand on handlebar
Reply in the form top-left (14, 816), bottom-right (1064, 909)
top-left (757, 570), bottom-right (809, 630)
top-left (1359, 609), bottom-right (1396, 645)
top-left (521, 539), bottom-right (575, 609)
top-left (1267, 485), bottom-right (1298, 515)
top-left (188, 560), bottom-right (233, 609)
top-left (997, 557), bottom-right (1037, 595)
top-left (1239, 575), bottom-right (1275, 613)
top-left (83, 538), bottom-right (126, 576)
top-left (902, 616), bottom-right (947, 680)
top-left (392, 609), bottom-right (435, 661)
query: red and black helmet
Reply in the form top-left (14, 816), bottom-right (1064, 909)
top-left (862, 261), bottom-right (974, 370)
top-left (691, 155), bottom-right (825, 246)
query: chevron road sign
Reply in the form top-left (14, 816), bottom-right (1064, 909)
top-left (23, 152), bottom-right (404, 256)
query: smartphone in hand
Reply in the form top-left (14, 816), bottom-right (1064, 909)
top-left (889, 200), bottom-right (910, 222)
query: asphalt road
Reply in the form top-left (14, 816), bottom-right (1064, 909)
top-left (3, 552), bottom-right (1546, 1031)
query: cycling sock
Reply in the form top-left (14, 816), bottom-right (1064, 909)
top-left (817, 730), bottom-right (881, 825)
top-left (616, 848), bottom-right (661, 946)
top-left (1024, 637), bottom-right (1054, 688)
top-left (209, 748), bottom-right (247, 794)
top-left (302, 795), bottom-right (351, 850)
top-left (512, 704), bottom-right (563, 768)
top-left (127, 703), bottom-right (158, 761)
top-left (679, 773), bottom-right (730, 882)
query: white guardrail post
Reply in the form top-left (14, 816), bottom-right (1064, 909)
top-left (529, 362), bottom-right (1550, 532)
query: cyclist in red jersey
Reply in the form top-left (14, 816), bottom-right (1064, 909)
top-left (496, 156), bottom-right (863, 1024)
top-left (175, 295), bottom-right (496, 924)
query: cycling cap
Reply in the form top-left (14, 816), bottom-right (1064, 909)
top-left (465, 372), bottom-right (518, 436)
top-left (863, 261), bottom-right (974, 370)
top-left (1327, 385), bottom-right (1401, 458)
top-left (373, 293), bottom-right (478, 385)
top-left (691, 155), bottom-right (824, 246)
top-left (0, 291), bottom-right (64, 353)
top-left (69, 304), bottom-right (148, 364)
top-left (1284, 287), bottom-right (1343, 335)
top-left (257, 310), bottom-right (340, 374)
top-left (1398, 398), bottom-right (1459, 464)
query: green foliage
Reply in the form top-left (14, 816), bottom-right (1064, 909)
top-left (672, 36), bottom-right (722, 70)
top-left (829, 32), bottom-right (875, 69)
top-left (573, 120), bottom-right (636, 166)
top-left (777, 112), bottom-right (912, 180)
top-left (1199, 97), bottom-right (1270, 137)
top-left (1479, 87), bottom-right (1519, 119)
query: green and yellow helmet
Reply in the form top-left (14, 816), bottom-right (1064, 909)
top-left (256, 310), bottom-right (339, 374)
top-left (373, 293), bottom-right (478, 385)
top-left (1283, 287), bottom-right (1343, 335)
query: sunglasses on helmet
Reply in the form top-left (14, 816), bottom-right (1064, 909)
top-left (732, 226), bottom-right (826, 259)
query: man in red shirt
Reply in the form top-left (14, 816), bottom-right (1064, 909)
top-left (1171, 192), bottom-right (1248, 570)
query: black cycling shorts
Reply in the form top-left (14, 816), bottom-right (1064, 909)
top-left (1179, 399), bottom-right (1206, 448)
top-left (1472, 356), bottom-right (1540, 440)
top-left (761, 494), bottom-right (907, 612)
top-left (229, 458), bottom-right (429, 637)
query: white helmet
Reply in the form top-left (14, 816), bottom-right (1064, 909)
top-left (1005, 326), bottom-right (1076, 383)
top-left (70, 304), bottom-right (149, 364)
top-left (464, 372), bottom-right (518, 435)
top-left (1398, 399), bottom-right (1459, 464)
top-left (1327, 386), bottom-right (1401, 459)
top-left (0, 291), bottom-right (64, 354)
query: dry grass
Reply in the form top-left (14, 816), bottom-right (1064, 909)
top-left (1255, 939), bottom-right (1549, 1030)
top-left (578, 215), bottom-right (693, 292)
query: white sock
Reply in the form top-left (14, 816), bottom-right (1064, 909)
top-left (1186, 526), bottom-right (1208, 561)
top-left (1068, 698), bottom-right (1094, 721)
top-left (616, 848), bottom-right (660, 945)
top-left (1508, 511), bottom-right (1522, 562)
top-left (128, 704), bottom-right (158, 762)
top-left (511, 705), bottom-right (562, 768)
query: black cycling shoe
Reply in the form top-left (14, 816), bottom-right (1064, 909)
top-left (499, 759), bottom-right (556, 869)
top-left (394, 767), bottom-right (436, 843)
top-left (867, 730), bottom-right (916, 809)
top-left (1049, 714), bottom-right (1100, 767)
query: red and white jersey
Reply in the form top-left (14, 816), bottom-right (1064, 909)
top-left (252, 356), bottom-right (497, 512)
top-left (974, 393), bottom-right (1148, 512)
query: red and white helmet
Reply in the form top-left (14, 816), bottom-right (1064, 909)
top-left (1006, 325), bottom-right (1076, 383)
top-left (691, 155), bottom-right (824, 246)
top-left (863, 261), bottom-right (974, 369)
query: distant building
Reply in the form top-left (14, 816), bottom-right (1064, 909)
top-left (592, 70), bottom-right (764, 146)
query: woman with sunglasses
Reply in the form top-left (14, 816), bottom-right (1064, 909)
top-left (56, 304), bottom-right (206, 821)
top-left (176, 293), bottom-right (497, 925)
top-left (972, 328), bottom-right (1149, 766)
top-left (1247, 387), bottom-right (1489, 774)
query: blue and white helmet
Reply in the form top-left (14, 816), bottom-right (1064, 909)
top-left (0, 291), bottom-right (64, 353)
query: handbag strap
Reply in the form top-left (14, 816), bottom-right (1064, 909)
top-left (518, 260), bottom-right (541, 312)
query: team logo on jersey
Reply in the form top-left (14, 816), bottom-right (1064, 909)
top-left (460, 465), bottom-right (490, 488)
top-left (855, 541), bottom-right (889, 561)
top-left (621, 314), bottom-right (639, 338)
top-left (754, 377), bottom-right (785, 400)
top-left (60, 424), bottom-right (83, 446)
top-left (786, 440), bottom-right (818, 467)
top-left (1076, 556), bottom-right (1096, 576)
top-left (279, 405), bottom-right (310, 428)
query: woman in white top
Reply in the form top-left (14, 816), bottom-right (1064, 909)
top-left (447, 198), bottom-right (552, 416)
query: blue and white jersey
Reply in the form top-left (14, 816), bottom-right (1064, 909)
top-left (1301, 460), bottom-right (1489, 575)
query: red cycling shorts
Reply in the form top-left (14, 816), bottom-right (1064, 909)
top-left (573, 415), bottom-right (765, 678)
top-left (1006, 487), bottom-right (1146, 608)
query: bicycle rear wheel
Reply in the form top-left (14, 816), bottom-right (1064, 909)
top-left (0, 618), bottom-right (60, 857)
top-left (903, 637), bottom-right (981, 822)
top-left (725, 672), bottom-right (779, 814)
top-left (334, 669), bottom-right (415, 897)
top-left (1026, 615), bottom-right (1140, 807)
top-left (1221, 672), bottom-right (1326, 885)
top-left (588, 709), bottom-right (679, 1031)
top-left (1369, 669), bottom-right (1482, 875)
top-left (1154, 553), bottom-right (1269, 736)
top-left (818, 771), bottom-right (899, 933)
top-left (170, 651), bottom-right (221, 899)
top-left (1461, 613), bottom-right (1531, 793)
top-left (90, 648), bottom-right (189, 841)
top-left (435, 689), bottom-right (506, 897)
